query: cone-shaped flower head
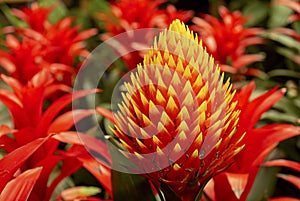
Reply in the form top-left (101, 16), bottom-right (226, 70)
top-left (113, 19), bottom-right (245, 200)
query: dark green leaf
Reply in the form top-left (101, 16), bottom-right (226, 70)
top-left (111, 170), bottom-right (156, 201)
top-left (262, 32), bottom-right (300, 52)
top-left (0, 4), bottom-right (27, 27)
top-left (160, 182), bottom-right (181, 201)
top-left (246, 165), bottom-right (280, 201)
top-left (268, 69), bottom-right (300, 79)
top-left (243, 1), bottom-right (268, 27)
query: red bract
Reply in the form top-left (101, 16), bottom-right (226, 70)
top-left (0, 3), bottom-right (112, 201)
top-left (98, 0), bottom-right (193, 70)
top-left (11, 2), bottom-right (53, 33)
top-left (0, 3), bottom-right (96, 85)
top-left (0, 34), bottom-right (70, 85)
top-left (0, 167), bottom-right (42, 201)
top-left (192, 6), bottom-right (264, 77)
top-left (0, 69), bottom-right (112, 200)
top-left (203, 82), bottom-right (300, 201)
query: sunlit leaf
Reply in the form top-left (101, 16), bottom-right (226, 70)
top-left (38, 0), bottom-right (67, 23)
top-left (59, 186), bottom-right (101, 200)
top-left (268, 4), bottom-right (292, 28)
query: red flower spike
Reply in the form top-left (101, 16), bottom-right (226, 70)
top-left (112, 20), bottom-right (245, 200)
top-left (192, 6), bottom-right (264, 76)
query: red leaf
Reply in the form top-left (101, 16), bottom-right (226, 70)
top-left (0, 125), bottom-right (16, 137)
top-left (235, 124), bottom-right (300, 173)
top-left (269, 197), bottom-right (300, 201)
top-left (0, 167), bottom-right (42, 201)
top-left (237, 83), bottom-right (285, 133)
top-left (0, 74), bottom-right (22, 96)
top-left (213, 173), bottom-right (239, 201)
top-left (53, 132), bottom-right (111, 164)
top-left (66, 145), bottom-right (113, 197)
top-left (74, 28), bottom-right (98, 41)
top-left (235, 81), bottom-right (255, 108)
top-left (46, 156), bottom-right (82, 201)
top-left (264, 159), bottom-right (300, 172)
top-left (31, 155), bottom-right (63, 200)
top-left (48, 109), bottom-right (95, 133)
top-left (56, 145), bottom-right (112, 197)
top-left (37, 89), bottom-right (100, 135)
top-left (277, 174), bottom-right (300, 190)
top-left (0, 137), bottom-right (48, 191)
top-left (96, 107), bottom-right (116, 124)
top-left (0, 135), bottom-right (18, 152)
top-left (0, 89), bottom-right (26, 127)
top-left (44, 84), bottom-right (71, 98)
top-left (203, 179), bottom-right (215, 200)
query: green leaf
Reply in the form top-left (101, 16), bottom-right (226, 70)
top-left (268, 4), bottom-right (293, 28)
top-left (267, 69), bottom-right (300, 79)
top-left (0, 102), bottom-right (12, 128)
top-left (243, 1), bottom-right (268, 27)
top-left (39, 0), bottom-right (67, 23)
top-left (292, 21), bottom-right (300, 34)
top-left (276, 47), bottom-right (300, 69)
top-left (88, 0), bottom-right (111, 14)
top-left (79, 186), bottom-right (102, 196)
top-left (262, 110), bottom-right (299, 124)
top-left (0, 4), bottom-right (27, 27)
top-left (246, 165), bottom-right (280, 201)
top-left (111, 170), bottom-right (156, 201)
top-left (160, 182), bottom-right (181, 201)
top-left (262, 32), bottom-right (300, 52)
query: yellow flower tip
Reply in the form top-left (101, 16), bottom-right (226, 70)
top-left (233, 144), bottom-right (245, 155)
top-left (156, 146), bottom-right (164, 156)
top-left (173, 143), bottom-right (182, 153)
top-left (134, 151), bottom-right (144, 159)
top-left (191, 149), bottom-right (199, 158)
top-left (173, 163), bottom-right (181, 171)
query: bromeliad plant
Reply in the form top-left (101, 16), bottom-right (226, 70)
top-left (191, 6), bottom-right (265, 78)
top-left (0, 1), bottom-right (300, 201)
top-left (0, 3), bottom-right (111, 201)
top-left (109, 19), bottom-right (300, 201)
